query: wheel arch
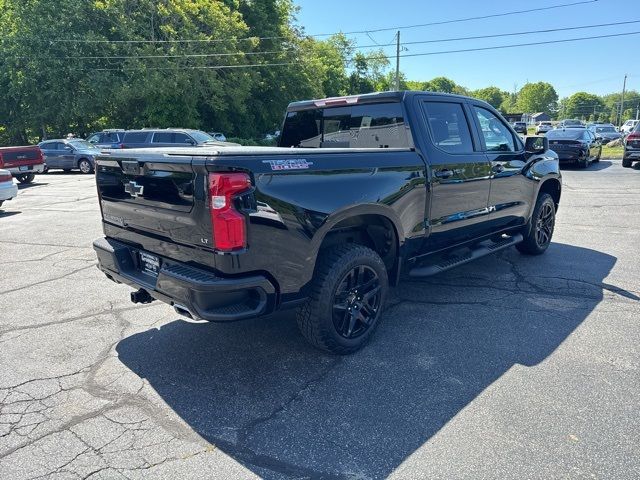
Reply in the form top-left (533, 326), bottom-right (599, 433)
top-left (537, 177), bottom-right (562, 211)
top-left (310, 205), bottom-right (405, 286)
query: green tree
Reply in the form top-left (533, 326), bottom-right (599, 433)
top-left (346, 51), bottom-right (390, 95)
top-left (422, 76), bottom-right (467, 95)
top-left (470, 86), bottom-right (507, 109)
top-left (563, 92), bottom-right (604, 120)
top-left (515, 82), bottom-right (558, 114)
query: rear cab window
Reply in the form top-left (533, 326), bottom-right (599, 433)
top-left (279, 102), bottom-right (411, 149)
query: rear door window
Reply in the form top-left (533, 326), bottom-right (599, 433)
top-left (124, 132), bottom-right (149, 143)
top-left (152, 132), bottom-right (173, 143)
top-left (279, 102), bottom-right (409, 149)
top-left (421, 101), bottom-right (474, 154)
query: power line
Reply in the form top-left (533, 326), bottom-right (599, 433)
top-left (342, 0), bottom-right (599, 35)
top-left (11, 19), bottom-right (639, 62)
top-left (71, 30), bottom-right (640, 72)
top-left (3, 0), bottom-right (598, 44)
top-left (395, 19), bottom-right (640, 46)
top-left (358, 30), bottom-right (640, 62)
top-left (88, 62), bottom-right (298, 72)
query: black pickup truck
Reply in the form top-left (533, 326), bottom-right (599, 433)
top-left (93, 91), bottom-right (561, 354)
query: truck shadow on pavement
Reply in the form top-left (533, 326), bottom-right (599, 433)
top-left (116, 242), bottom-right (633, 479)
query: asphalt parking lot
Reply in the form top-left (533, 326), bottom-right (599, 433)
top-left (1, 161), bottom-right (639, 479)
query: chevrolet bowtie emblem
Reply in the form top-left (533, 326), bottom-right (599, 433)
top-left (124, 181), bottom-right (144, 198)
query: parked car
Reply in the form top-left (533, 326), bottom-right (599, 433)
top-left (513, 122), bottom-right (528, 134)
top-left (208, 132), bottom-right (227, 142)
top-left (119, 129), bottom-right (229, 148)
top-left (0, 145), bottom-right (45, 183)
top-left (620, 119), bottom-right (639, 135)
top-left (87, 130), bottom-right (126, 149)
top-left (264, 130), bottom-right (281, 141)
top-left (622, 121), bottom-right (640, 168)
top-left (93, 91), bottom-right (561, 354)
top-left (39, 139), bottom-right (100, 173)
top-left (0, 169), bottom-right (19, 208)
top-left (587, 124), bottom-right (622, 144)
top-left (535, 121), bottom-right (553, 134)
top-left (546, 127), bottom-right (601, 168)
top-left (557, 119), bottom-right (583, 128)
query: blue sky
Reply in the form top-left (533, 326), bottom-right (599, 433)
top-left (292, 0), bottom-right (639, 98)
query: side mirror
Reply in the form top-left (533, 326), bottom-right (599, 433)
top-left (525, 135), bottom-right (548, 154)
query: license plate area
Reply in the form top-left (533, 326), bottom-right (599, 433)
top-left (19, 165), bottom-right (29, 171)
top-left (139, 251), bottom-right (161, 277)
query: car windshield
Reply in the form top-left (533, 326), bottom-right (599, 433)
top-left (69, 140), bottom-right (98, 150)
top-left (189, 131), bottom-right (215, 143)
top-left (547, 129), bottom-right (584, 140)
top-left (596, 126), bottom-right (616, 133)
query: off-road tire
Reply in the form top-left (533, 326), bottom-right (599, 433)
top-left (296, 244), bottom-right (388, 355)
top-left (17, 173), bottom-right (35, 184)
top-left (517, 193), bottom-right (556, 256)
top-left (622, 157), bottom-right (632, 168)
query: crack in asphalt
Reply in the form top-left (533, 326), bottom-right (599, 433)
top-left (0, 239), bottom-right (92, 249)
top-left (0, 264), bottom-right (97, 295)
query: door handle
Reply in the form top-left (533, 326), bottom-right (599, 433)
top-left (492, 163), bottom-right (505, 174)
top-left (434, 169), bottom-right (453, 179)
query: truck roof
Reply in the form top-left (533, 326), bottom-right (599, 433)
top-left (286, 90), bottom-right (480, 111)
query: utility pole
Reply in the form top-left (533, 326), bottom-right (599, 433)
top-left (395, 31), bottom-right (401, 91)
top-left (636, 103), bottom-right (639, 121)
top-left (618, 74), bottom-right (627, 127)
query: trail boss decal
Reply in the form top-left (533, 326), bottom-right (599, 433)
top-left (263, 159), bottom-right (312, 171)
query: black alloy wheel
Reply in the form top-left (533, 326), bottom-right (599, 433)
top-left (535, 201), bottom-right (555, 248)
top-left (332, 265), bottom-right (382, 339)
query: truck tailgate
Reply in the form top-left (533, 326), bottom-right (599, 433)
top-left (96, 151), bottom-right (211, 249)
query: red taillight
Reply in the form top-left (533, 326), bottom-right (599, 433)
top-left (208, 172), bottom-right (251, 251)
top-left (0, 152), bottom-right (4, 168)
top-left (0, 172), bottom-right (13, 182)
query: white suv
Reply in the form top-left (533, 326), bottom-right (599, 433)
top-left (620, 119), bottom-right (639, 135)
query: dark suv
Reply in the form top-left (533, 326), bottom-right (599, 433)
top-left (87, 130), bottom-right (126, 149)
top-left (623, 121), bottom-right (640, 168)
top-left (119, 129), bottom-right (222, 149)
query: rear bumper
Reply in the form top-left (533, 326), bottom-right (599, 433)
top-left (6, 164), bottom-right (45, 175)
top-left (0, 182), bottom-right (18, 201)
top-left (93, 237), bottom-right (276, 321)
top-left (624, 148), bottom-right (640, 159)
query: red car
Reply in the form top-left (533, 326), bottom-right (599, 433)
top-left (0, 146), bottom-right (46, 184)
